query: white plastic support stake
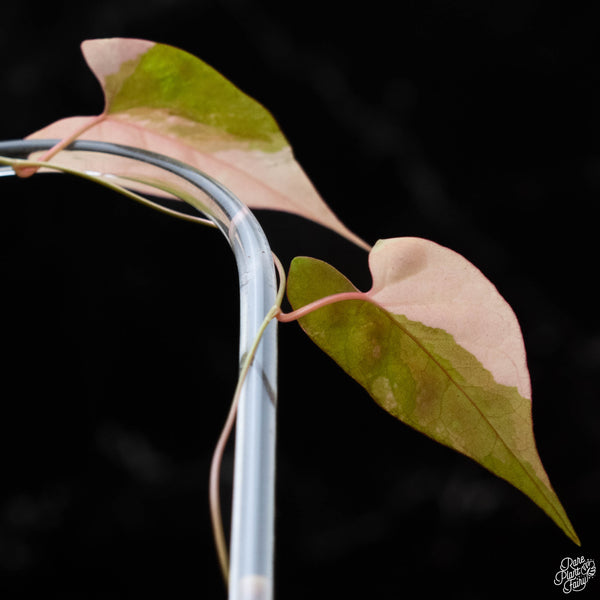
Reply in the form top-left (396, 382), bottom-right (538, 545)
top-left (0, 139), bottom-right (278, 600)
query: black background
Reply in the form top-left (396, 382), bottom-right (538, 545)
top-left (0, 1), bottom-right (598, 598)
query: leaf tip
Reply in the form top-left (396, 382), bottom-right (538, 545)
top-left (569, 527), bottom-right (582, 547)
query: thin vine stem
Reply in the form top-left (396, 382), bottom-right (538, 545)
top-left (271, 254), bottom-right (378, 323)
top-left (0, 155), bottom-right (216, 228)
top-left (13, 114), bottom-right (107, 178)
top-left (276, 290), bottom-right (374, 322)
top-left (207, 253), bottom-right (377, 586)
top-left (209, 252), bottom-right (286, 586)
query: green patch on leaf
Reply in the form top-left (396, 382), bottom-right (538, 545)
top-left (105, 43), bottom-right (285, 152)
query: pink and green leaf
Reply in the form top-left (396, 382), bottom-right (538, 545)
top-left (286, 237), bottom-right (579, 545)
top-left (25, 38), bottom-right (370, 249)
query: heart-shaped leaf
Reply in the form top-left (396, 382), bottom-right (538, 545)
top-left (25, 38), bottom-right (370, 250)
top-left (286, 237), bottom-right (579, 545)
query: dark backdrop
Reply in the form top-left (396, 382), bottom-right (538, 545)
top-left (0, 1), bottom-right (598, 598)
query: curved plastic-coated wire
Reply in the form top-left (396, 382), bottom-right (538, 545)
top-left (0, 139), bottom-right (278, 600)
